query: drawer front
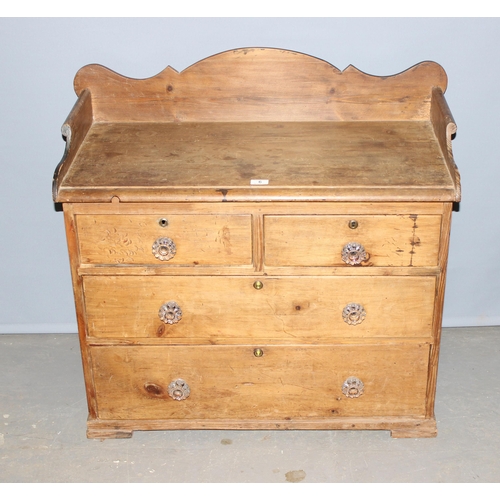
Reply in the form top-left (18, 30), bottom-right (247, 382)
top-left (84, 275), bottom-right (435, 340)
top-left (76, 214), bottom-right (252, 265)
top-left (264, 214), bottom-right (442, 267)
top-left (91, 344), bottom-right (430, 420)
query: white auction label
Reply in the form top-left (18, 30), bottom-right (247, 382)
top-left (250, 179), bottom-right (269, 185)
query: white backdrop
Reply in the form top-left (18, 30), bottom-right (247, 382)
top-left (0, 17), bottom-right (498, 333)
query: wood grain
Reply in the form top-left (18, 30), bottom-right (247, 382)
top-left (54, 49), bottom-right (459, 439)
top-left (426, 203), bottom-right (454, 417)
top-left (76, 213), bottom-right (252, 265)
top-left (55, 121), bottom-right (458, 203)
top-left (53, 89), bottom-right (93, 201)
top-left (83, 275), bottom-right (436, 340)
top-left (264, 213), bottom-right (442, 267)
top-left (90, 344), bottom-right (430, 420)
top-left (431, 88), bottom-right (461, 201)
top-left (63, 205), bottom-right (98, 418)
top-left (86, 416), bottom-right (437, 438)
top-left (73, 48), bottom-right (447, 123)
top-left (69, 201), bottom-right (446, 216)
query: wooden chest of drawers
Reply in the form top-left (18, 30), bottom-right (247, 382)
top-left (53, 48), bottom-right (460, 438)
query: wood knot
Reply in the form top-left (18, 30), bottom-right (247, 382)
top-left (293, 301), bottom-right (309, 312)
top-left (144, 383), bottom-right (163, 396)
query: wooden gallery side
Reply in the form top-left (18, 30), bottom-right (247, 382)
top-left (53, 48), bottom-right (461, 439)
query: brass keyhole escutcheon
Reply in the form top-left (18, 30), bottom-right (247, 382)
top-left (253, 280), bottom-right (264, 290)
top-left (158, 218), bottom-right (169, 228)
top-left (348, 220), bottom-right (358, 229)
top-left (254, 348), bottom-right (264, 357)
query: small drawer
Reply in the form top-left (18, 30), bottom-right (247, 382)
top-left (76, 213), bottom-right (252, 265)
top-left (90, 344), bottom-right (430, 420)
top-left (264, 214), bottom-right (442, 267)
top-left (83, 275), bottom-right (436, 340)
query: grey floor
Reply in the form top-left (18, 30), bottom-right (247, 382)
top-left (1, 327), bottom-right (499, 483)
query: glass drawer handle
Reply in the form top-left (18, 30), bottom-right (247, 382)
top-left (342, 303), bottom-right (366, 325)
top-left (341, 242), bottom-right (369, 265)
top-left (158, 301), bottom-right (182, 324)
top-left (152, 237), bottom-right (176, 261)
top-left (168, 379), bottom-right (190, 401)
top-left (342, 377), bottom-right (365, 398)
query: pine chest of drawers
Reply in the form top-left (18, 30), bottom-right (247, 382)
top-left (53, 48), bottom-right (460, 439)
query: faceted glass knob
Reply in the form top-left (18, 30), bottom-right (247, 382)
top-left (341, 242), bottom-right (368, 265)
top-left (158, 301), bottom-right (182, 324)
top-left (168, 379), bottom-right (190, 401)
top-left (342, 303), bottom-right (366, 326)
top-left (152, 237), bottom-right (176, 261)
top-left (342, 377), bottom-right (365, 398)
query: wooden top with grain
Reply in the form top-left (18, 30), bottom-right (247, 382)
top-left (53, 48), bottom-right (461, 203)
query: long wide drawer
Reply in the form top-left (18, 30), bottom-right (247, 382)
top-left (83, 275), bottom-right (436, 340)
top-left (76, 213), bottom-right (252, 265)
top-left (90, 344), bottom-right (430, 420)
top-left (264, 214), bottom-right (442, 267)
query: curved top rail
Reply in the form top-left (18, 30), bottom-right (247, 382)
top-left (73, 47), bottom-right (447, 122)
